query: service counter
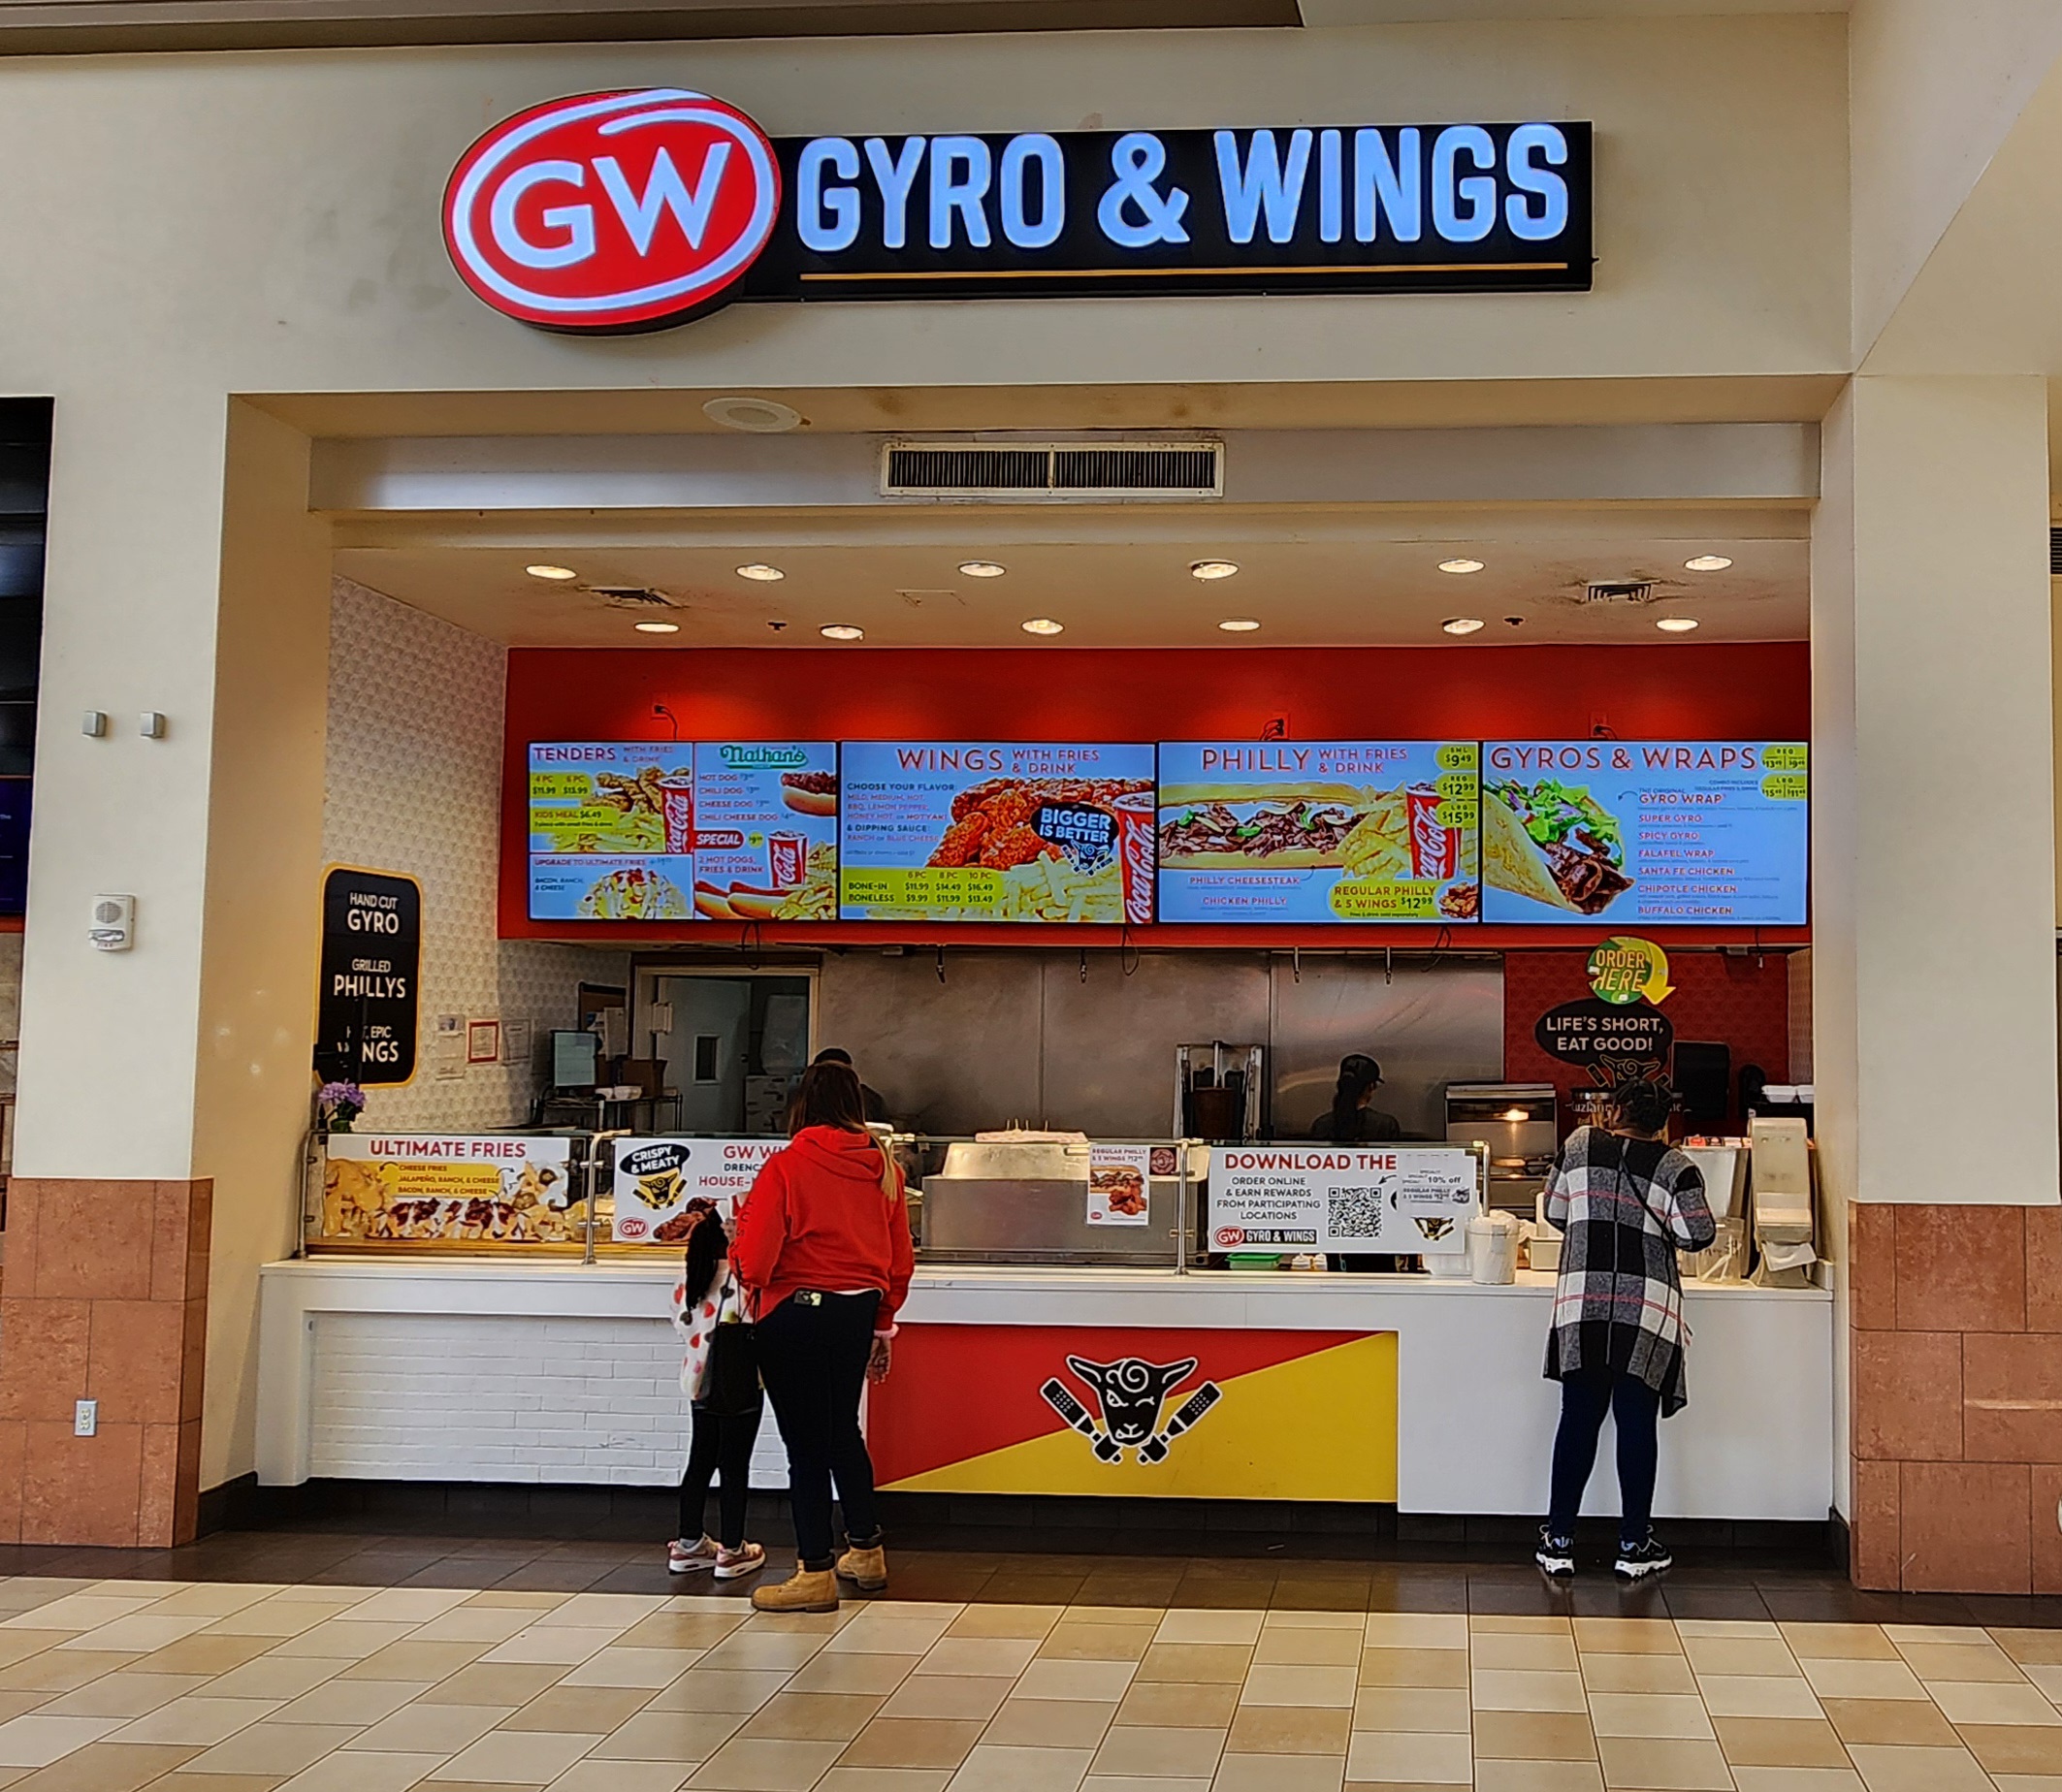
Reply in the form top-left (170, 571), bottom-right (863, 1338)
top-left (254, 1258), bottom-right (1833, 1521)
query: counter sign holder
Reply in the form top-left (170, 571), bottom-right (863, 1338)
top-left (315, 867), bottom-right (421, 1086)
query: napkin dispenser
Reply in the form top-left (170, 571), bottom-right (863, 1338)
top-left (1748, 1116), bottom-right (1816, 1287)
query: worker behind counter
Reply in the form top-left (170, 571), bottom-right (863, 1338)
top-left (1306, 1053), bottom-right (1403, 1144)
top-left (1305, 1053), bottom-right (1414, 1273)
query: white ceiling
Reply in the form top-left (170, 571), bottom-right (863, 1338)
top-left (337, 525), bottom-right (1807, 649)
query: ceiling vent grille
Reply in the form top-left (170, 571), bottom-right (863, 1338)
top-left (1581, 580), bottom-right (1658, 606)
top-left (589, 586), bottom-right (677, 610)
top-left (883, 440), bottom-right (1223, 500)
top-left (2050, 527), bottom-right (2062, 575)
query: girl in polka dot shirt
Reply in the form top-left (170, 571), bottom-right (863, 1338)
top-left (667, 1200), bottom-right (766, 1579)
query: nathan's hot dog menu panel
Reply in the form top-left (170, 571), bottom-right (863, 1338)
top-left (1156, 741), bottom-right (1480, 924)
top-left (1480, 741), bottom-right (1809, 926)
top-left (527, 742), bottom-right (835, 923)
top-left (837, 743), bottom-right (1156, 923)
top-left (690, 743), bottom-right (840, 923)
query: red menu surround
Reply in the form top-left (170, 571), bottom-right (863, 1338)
top-left (500, 642), bottom-right (1811, 946)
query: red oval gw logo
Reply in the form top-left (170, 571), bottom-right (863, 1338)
top-left (443, 88), bottom-right (782, 333)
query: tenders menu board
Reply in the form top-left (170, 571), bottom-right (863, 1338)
top-left (1156, 742), bottom-right (1480, 924)
top-left (1481, 741), bottom-right (1808, 925)
top-left (839, 743), bottom-right (1156, 923)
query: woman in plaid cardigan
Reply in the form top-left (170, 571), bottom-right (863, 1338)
top-left (1534, 1078), bottom-right (1716, 1583)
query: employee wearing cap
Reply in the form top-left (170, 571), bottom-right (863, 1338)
top-left (1307, 1053), bottom-right (1402, 1143)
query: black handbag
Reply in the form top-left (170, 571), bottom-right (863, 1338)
top-left (699, 1270), bottom-right (760, 1416)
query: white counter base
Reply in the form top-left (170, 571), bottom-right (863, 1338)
top-left (256, 1260), bottom-right (1834, 1521)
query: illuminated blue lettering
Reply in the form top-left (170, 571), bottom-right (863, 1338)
top-left (796, 138), bottom-right (859, 253)
top-left (1214, 128), bottom-right (1312, 244)
top-left (1504, 122), bottom-right (1569, 240)
top-left (1432, 125), bottom-right (1497, 242)
top-left (1317, 128), bottom-right (1342, 243)
top-left (928, 136), bottom-right (991, 248)
top-left (863, 136), bottom-right (926, 250)
top-left (1352, 127), bottom-right (1420, 242)
top-left (999, 134), bottom-right (1065, 248)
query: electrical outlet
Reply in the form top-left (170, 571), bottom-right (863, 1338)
top-left (73, 1400), bottom-right (96, 1437)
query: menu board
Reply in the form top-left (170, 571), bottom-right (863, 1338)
top-left (610, 1136), bottom-right (782, 1242)
top-left (839, 743), bottom-right (1156, 922)
top-left (690, 743), bottom-right (839, 923)
top-left (1481, 741), bottom-right (1809, 925)
top-left (319, 1135), bottom-right (582, 1246)
top-left (1156, 742), bottom-right (1480, 924)
top-left (529, 743), bottom-right (695, 921)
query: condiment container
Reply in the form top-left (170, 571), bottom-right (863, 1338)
top-left (1467, 1210), bottom-right (1521, 1285)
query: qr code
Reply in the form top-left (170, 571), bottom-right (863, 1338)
top-left (1327, 1186), bottom-right (1387, 1243)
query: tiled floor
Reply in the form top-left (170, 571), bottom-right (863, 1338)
top-left (0, 1568), bottom-right (2047, 1791)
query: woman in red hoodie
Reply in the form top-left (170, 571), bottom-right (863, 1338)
top-left (732, 1058), bottom-right (914, 1613)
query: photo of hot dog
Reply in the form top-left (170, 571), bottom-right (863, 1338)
top-left (725, 884), bottom-right (788, 920)
top-left (780, 770), bottom-right (839, 816)
top-left (693, 880), bottom-right (738, 920)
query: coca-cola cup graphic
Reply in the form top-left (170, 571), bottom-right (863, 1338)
top-left (1112, 791), bottom-right (1156, 924)
top-left (659, 777), bottom-right (694, 855)
top-left (767, 832), bottom-right (807, 890)
top-left (1406, 784), bottom-right (1460, 880)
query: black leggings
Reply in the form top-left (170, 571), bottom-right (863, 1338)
top-left (1547, 1367), bottom-right (1660, 1547)
top-left (753, 1291), bottom-right (882, 1570)
top-left (678, 1397), bottom-right (763, 1551)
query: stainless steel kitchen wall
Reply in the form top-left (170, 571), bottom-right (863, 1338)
top-left (813, 948), bottom-right (1502, 1138)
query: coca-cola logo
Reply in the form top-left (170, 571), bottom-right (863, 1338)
top-left (443, 88), bottom-right (782, 333)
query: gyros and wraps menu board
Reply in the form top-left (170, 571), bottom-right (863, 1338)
top-left (609, 1136), bottom-right (781, 1243)
top-left (1207, 1145), bottom-right (1477, 1255)
top-left (319, 1135), bottom-right (581, 1246)
top-left (1481, 741), bottom-right (1809, 926)
top-left (689, 743), bottom-right (839, 924)
top-left (529, 744), bottom-right (696, 921)
top-left (838, 743), bottom-right (1157, 922)
top-left (1155, 742), bottom-right (1480, 924)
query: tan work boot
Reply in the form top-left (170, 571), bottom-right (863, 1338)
top-left (836, 1544), bottom-right (887, 1592)
top-left (751, 1567), bottom-right (838, 1614)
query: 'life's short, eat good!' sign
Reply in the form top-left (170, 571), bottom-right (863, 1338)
top-left (444, 89), bottom-right (1594, 332)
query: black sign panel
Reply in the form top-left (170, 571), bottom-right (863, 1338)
top-left (314, 868), bottom-right (420, 1086)
top-left (746, 121), bottom-right (1592, 302)
top-left (1532, 998), bottom-right (1673, 1072)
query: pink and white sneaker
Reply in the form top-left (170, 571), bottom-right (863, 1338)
top-left (667, 1536), bottom-right (720, 1575)
top-left (715, 1542), bottom-right (766, 1581)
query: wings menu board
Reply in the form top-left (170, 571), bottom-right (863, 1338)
top-left (1481, 741), bottom-right (1809, 925)
top-left (689, 743), bottom-right (839, 923)
top-left (838, 743), bottom-right (1156, 922)
top-left (1156, 742), bottom-right (1481, 923)
top-left (529, 743), bottom-right (695, 920)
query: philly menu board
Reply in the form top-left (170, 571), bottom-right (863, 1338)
top-left (838, 743), bottom-right (1156, 923)
top-left (1156, 742), bottom-right (1480, 924)
top-left (1481, 741), bottom-right (1809, 925)
top-left (527, 742), bottom-right (835, 922)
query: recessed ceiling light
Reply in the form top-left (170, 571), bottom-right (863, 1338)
top-left (1656, 616), bottom-right (1700, 633)
top-left (736, 563), bottom-right (785, 582)
top-left (634, 621), bottom-right (680, 634)
top-left (1441, 617), bottom-right (1486, 636)
top-left (526, 563), bottom-right (577, 582)
top-left (702, 396), bottom-right (802, 433)
top-left (1438, 558), bottom-right (1486, 575)
top-left (959, 560), bottom-right (1007, 579)
top-left (820, 624), bottom-right (864, 641)
top-left (1684, 555), bottom-right (1733, 572)
top-left (1190, 560), bottom-right (1240, 581)
top-left (1217, 618), bottom-right (1262, 633)
top-left (1020, 618), bottom-right (1065, 636)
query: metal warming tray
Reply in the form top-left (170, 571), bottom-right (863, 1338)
top-left (919, 1138), bottom-right (1179, 1266)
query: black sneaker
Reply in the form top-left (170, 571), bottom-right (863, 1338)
top-left (1615, 1535), bottom-right (1673, 1581)
top-left (1534, 1524), bottom-right (1575, 1579)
